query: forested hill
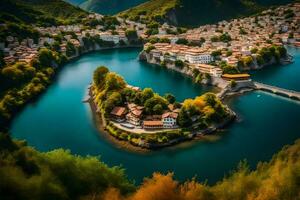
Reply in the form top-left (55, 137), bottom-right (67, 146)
top-left (120, 0), bottom-right (295, 27)
top-left (0, 0), bottom-right (88, 26)
top-left (0, 0), bottom-right (88, 43)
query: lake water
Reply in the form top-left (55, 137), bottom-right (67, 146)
top-left (11, 47), bottom-right (300, 184)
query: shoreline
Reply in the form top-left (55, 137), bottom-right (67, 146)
top-left (88, 92), bottom-right (151, 153)
top-left (2, 45), bottom-right (142, 131)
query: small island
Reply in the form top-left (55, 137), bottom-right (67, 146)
top-left (89, 66), bottom-right (235, 149)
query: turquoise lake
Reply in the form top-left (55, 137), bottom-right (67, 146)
top-left (11, 47), bottom-right (300, 184)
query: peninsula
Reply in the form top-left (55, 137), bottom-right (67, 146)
top-left (89, 66), bottom-right (235, 149)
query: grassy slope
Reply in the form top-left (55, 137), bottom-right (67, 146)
top-left (120, 0), bottom-right (294, 27)
top-left (119, 0), bottom-right (178, 20)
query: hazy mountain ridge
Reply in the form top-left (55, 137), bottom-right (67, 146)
top-left (64, 0), bottom-right (147, 15)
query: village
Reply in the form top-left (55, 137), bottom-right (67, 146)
top-left (2, 2), bottom-right (299, 78)
top-left (140, 2), bottom-right (300, 83)
top-left (1, 13), bottom-right (145, 66)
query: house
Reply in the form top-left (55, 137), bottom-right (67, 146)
top-left (162, 112), bottom-right (178, 128)
top-left (110, 107), bottom-right (126, 120)
top-left (143, 121), bottom-right (164, 129)
top-left (126, 103), bottom-right (143, 126)
top-left (197, 64), bottom-right (223, 78)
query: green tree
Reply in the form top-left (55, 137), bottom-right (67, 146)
top-left (104, 92), bottom-right (123, 113)
top-left (141, 88), bottom-right (154, 104)
top-left (52, 41), bottom-right (61, 52)
top-left (66, 42), bottom-right (76, 57)
top-left (2, 62), bottom-right (36, 86)
top-left (144, 95), bottom-right (168, 114)
top-left (176, 38), bottom-right (188, 45)
top-left (37, 48), bottom-right (55, 68)
top-left (164, 93), bottom-right (176, 104)
top-left (125, 29), bottom-right (138, 40)
top-left (177, 107), bottom-right (192, 127)
top-left (175, 60), bottom-right (184, 68)
top-left (153, 104), bottom-right (163, 114)
top-left (93, 66), bottom-right (109, 88)
top-left (105, 73), bottom-right (126, 91)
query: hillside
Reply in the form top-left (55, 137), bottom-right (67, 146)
top-left (77, 0), bottom-right (147, 15)
top-left (0, 0), bottom-right (87, 26)
top-left (0, 0), bottom-right (88, 42)
top-left (120, 0), bottom-right (295, 27)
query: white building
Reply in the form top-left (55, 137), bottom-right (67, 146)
top-left (162, 112), bottom-right (178, 128)
top-left (99, 32), bottom-right (120, 44)
top-left (185, 53), bottom-right (213, 64)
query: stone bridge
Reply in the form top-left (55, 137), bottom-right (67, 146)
top-left (253, 82), bottom-right (300, 101)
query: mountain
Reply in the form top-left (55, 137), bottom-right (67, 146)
top-left (120, 0), bottom-right (295, 27)
top-left (78, 0), bottom-right (147, 15)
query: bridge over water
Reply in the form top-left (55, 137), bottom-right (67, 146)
top-left (253, 82), bottom-right (300, 101)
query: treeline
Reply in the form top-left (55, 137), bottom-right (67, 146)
top-left (0, 48), bottom-right (66, 129)
top-left (2, 131), bottom-right (300, 200)
top-left (239, 45), bottom-right (287, 69)
top-left (0, 132), bottom-right (134, 200)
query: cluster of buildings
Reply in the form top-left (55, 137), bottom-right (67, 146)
top-left (144, 42), bottom-right (223, 77)
top-left (2, 37), bottom-right (39, 65)
top-left (1, 13), bottom-right (144, 66)
top-left (141, 2), bottom-right (300, 78)
top-left (110, 103), bottom-right (180, 130)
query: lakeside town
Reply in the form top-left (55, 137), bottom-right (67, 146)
top-left (2, 2), bottom-right (299, 72)
top-left (139, 2), bottom-right (299, 88)
top-left (0, 1), bottom-right (300, 144)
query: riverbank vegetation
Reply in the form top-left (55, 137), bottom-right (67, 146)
top-left (239, 45), bottom-right (288, 69)
top-left (178, 93), bottom-right (229, 128)
top-left (0, 132), bottom-right (134, 200)
top-left (0, 45), bottom-right (69, 130)
top-left (2, 131), bottom-right (300, 200)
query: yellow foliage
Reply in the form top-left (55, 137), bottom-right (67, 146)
top-left (193, 96), bottom-right (206, 111)
top-left (129, 173), bottom-right (179, 200)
